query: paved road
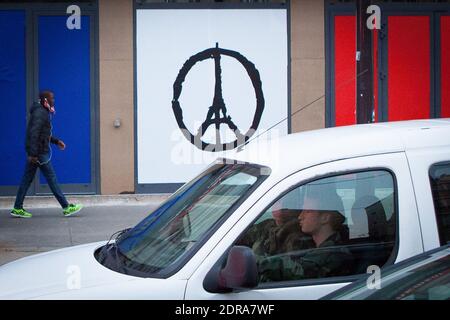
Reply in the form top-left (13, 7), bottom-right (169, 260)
top-left (0, 204), bottom-right (159, 266)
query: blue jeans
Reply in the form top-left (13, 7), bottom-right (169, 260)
top-left (14, 153), bottom-right (69, 209)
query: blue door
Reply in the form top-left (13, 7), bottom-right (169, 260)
top-left (0, 10), bottom-right (27, 196)
top-left (36, 14), bottom-right (96, 194)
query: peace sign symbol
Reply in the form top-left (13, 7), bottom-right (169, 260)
top-left (172, 43), bottom-right (265, 152)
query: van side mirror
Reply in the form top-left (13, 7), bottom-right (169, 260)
top-left (203, 246), bottom-right (259, 293)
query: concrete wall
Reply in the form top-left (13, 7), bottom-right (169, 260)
top-left (99, 0), bottom-right (135, 194)
top-left (290, 0), bottom-right (326, 132)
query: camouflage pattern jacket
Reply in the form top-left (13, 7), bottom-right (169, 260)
top-left (258, 232), bottom-right (354, 282)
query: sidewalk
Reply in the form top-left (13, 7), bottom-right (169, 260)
top-left (0, 194), bottom-right (171, 266)
top-left (0, 193), bottom-right (171, 209)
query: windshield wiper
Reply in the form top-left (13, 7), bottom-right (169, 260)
top-left (114, 227), bottom-right (133, 244)
top-left (97, 228), bottom-right (133, 269)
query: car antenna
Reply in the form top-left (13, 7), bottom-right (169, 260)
top-left (237, 68), bottom-right (369, 152)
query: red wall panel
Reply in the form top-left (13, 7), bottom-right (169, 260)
top-left (334, 15), bottom-right (356, 126)
top-left (388, 16), bottom-right (430, 121)
top-left (441, 16), bottom-right (450, 118)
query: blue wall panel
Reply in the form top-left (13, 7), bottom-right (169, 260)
top-left (38, 16), bottom-right (91, 184)
top-left (0, 10), bottom-right (27, 187)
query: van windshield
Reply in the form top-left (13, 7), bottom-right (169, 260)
top-left (97, 159), bottom-right (269, 277)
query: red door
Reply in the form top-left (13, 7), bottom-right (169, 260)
top-left (333, 15), bottom-right (379, 126)
top-left (387, 16), bottom-right (431, 121)
top-left (334, 15), bottom-right (356, 126)
top-left (330, 9), bottom-right (449, 126)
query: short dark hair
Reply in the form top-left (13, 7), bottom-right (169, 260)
top-left (327, 211), bottom-right (346, 231)
top-left (39, 90), bottom-right (54, 101)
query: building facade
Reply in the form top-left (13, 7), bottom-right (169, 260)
top-left (0, 0), bottom-right (448, 195)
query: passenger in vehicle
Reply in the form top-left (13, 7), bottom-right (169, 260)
top-left (237, 203), bottom-right (314, 256)
top-left (258, 189), bottom-right (354, 282)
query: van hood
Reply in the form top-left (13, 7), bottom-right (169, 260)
top-left (0, 242), bottom-right (186, 299)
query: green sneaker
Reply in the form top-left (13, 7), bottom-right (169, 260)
top-left (63, 204), bottom-right (83, 217)
top-left (11, 208), bottom-right (32, 218)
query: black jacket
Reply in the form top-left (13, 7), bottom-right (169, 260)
top-left (25, 102), bottom-right (60, 157)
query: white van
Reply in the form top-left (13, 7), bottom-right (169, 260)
top-left (1, 119), bottom-right (449, 299)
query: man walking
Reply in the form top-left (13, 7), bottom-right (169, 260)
top-left (11, 90), bottom-right (82, 218)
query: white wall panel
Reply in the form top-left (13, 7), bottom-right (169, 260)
top-left (137, 9), bottom-right (287, 184)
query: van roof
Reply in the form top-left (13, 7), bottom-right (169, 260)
top-left (227, 118), bottom-right (450, 176)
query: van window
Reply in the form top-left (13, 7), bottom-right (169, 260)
top-left (236, 170), bottom-right (396, 283)
top-left (429, 163), bottom-right (450, 246)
